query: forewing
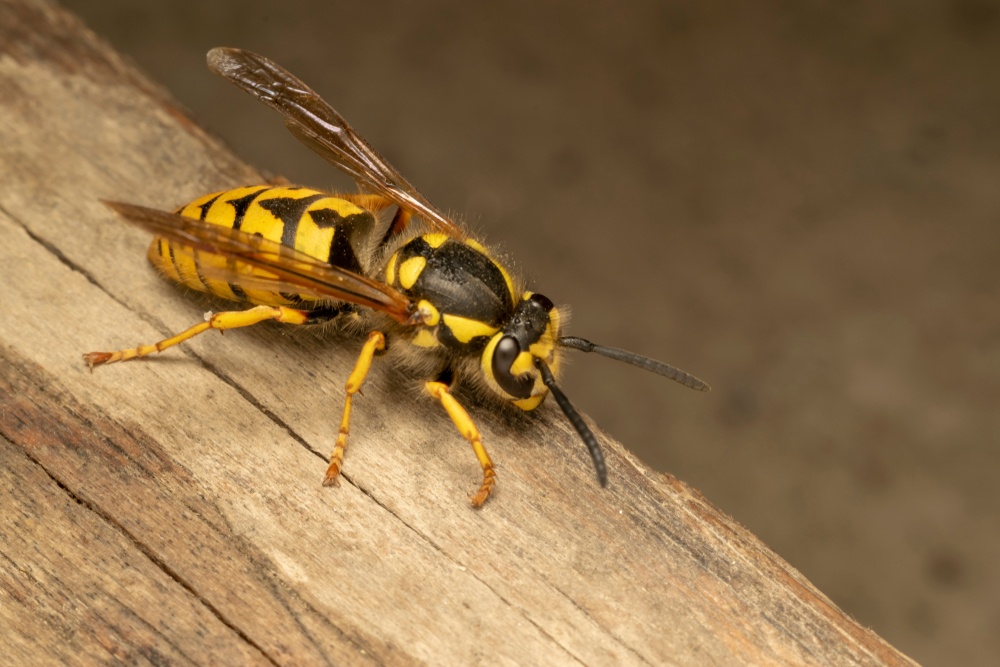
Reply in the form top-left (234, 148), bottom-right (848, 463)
top-left (206, 47), bottom-right (463, 238)
top-left (103, 201), bottom-right (415, 323)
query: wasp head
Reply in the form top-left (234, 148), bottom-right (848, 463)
top-left (481, 292), bottom-right (562, 410)
top-left (479, 290), bottom-right (710, 489)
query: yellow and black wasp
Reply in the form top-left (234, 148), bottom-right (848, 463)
top-left (85, 47), bottom-right (709, 507)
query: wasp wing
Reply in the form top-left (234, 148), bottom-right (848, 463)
top-left (206, 47), bottom-right (463, 238)
top-left (103, 201), bottom-right (415, 323)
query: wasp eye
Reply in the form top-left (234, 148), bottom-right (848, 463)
top-left (491, 335), bottom-right (534, 399)
top-left (529, 293), bottom-right (554, 312)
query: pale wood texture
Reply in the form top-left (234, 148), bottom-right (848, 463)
top-left (0, 1), bottom-right (919, 665)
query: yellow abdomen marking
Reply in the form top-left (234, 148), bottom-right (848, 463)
top-left (155, 186), bottom-right (373, 307)
top-left (292, 196), bottom-right (366, 260)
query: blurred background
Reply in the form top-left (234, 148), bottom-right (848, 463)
top-left (60, 1), bottom-right (999, 664)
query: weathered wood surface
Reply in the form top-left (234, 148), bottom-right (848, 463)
top-left (0, 1), bottom-right (918, 665)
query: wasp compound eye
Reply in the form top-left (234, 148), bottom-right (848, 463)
top-left (528, 293), bottom-right (554, 312)
top-left (492, 335), bottom-right (534, 399)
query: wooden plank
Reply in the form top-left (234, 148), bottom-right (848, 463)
top-left (0, 0), bottom-right (918, 664)
top-left (0, 433), bottom-right (274, 666)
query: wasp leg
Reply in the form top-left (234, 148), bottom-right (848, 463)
top-left (82, 305), bottom-right (312, 367)
top-left (424, 381), bottom-right (496, 508)
top-left (339, 193), bottom-right (412, 247)
top-left (323, 330), bottom-right (386, 486)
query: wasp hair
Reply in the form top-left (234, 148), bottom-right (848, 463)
top-left (559, 336), bottom-right (710, 392)
top-left (534, 358), bottom-right (608, 487)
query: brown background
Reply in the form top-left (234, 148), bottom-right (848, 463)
top-left (57, 1), bottom-right (1000, 665)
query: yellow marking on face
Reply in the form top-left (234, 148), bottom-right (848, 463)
top-left (529, 338), bottom-right (556, 360)
top-left (417, 299), bottom-right (440, 326)
top-left (398, 256), bottom-right (427, 290)
top-left (441, 314), bottom-right (498, 343)
top-left (509, 350), bottom-right (535, 377)
top-left (548, 308), bottom-right (561, 334)
top-left (543, 351), bottom-right (561, 380)
top-left (480, 331), bottom-right (551, 409)
top-left (385, 252), bottom-right (398, 285)
top-left (528, 317), bottom-right (560, 363)
top-left (411, 328), bottom-right (440, 348)
top-left (423, 233), bottom-right (449, 249)
top-left (480, 332), bottom-right (502, 383)
top-left (514, 394), bottom-right (546, 411)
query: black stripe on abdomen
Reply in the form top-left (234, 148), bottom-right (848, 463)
top-left (226, 187), bottom-right (271, 231)
top-left (257, 193), bottom-right (328, 248)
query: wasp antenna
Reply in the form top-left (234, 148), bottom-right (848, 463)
top-left (534, 358), bottom-right (608, 487)
top-left (559, 336), bottom-right (710, 392)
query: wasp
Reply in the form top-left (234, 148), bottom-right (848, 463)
top-left (84, 48), bottom-right (709, 507)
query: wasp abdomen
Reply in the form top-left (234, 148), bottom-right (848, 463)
top-left (148, 185), bottom-right (375, 306)
top-left (386, 234), bottom-right (516, 350)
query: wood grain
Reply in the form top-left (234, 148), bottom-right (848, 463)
top-left (0, 1), bottom-right (918, 664)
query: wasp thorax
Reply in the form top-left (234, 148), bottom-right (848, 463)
top-left (386, 233), bottom-right (517, 351)
top-left (482, 292), bottom-right (562, 410)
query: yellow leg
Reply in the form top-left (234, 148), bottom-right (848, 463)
top-left (323, 331), bottom-right (386, 486)
top-left (425, 381), bottom-right (496, 508)
top-left (83, 305), bottom-right (311, 367)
